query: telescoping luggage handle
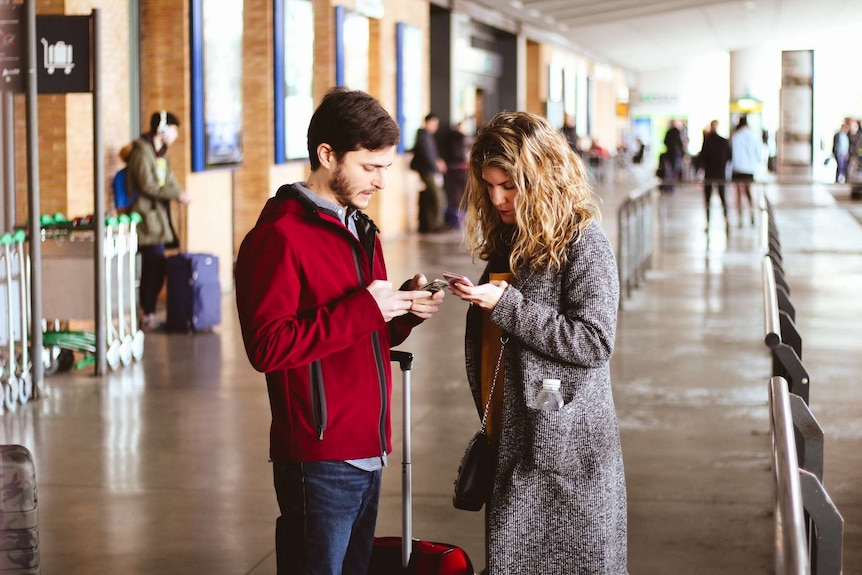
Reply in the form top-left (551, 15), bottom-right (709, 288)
top-left (390, 350), bottom-right (414, 569)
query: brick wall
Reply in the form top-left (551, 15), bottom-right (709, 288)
top-left (233, 0), bottom-right (274, 252)
top-left (139, 0), bottom-right (190, 243)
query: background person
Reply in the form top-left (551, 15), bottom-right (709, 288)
top-left (699, 119), bottom-right (732, 232)
top-left (234, 88), bottom-right (445, 575)
top-left (442, 118), bottom-right (470, 229)
top-left (128, 110), bottom-right (190, 330)
top-left (410, 112), bottom-right (447, 233)
top-left (832, 118), bottom-right (851, 183)
top-left (450, 111), bottom-right (627, 575)
top-left (730, 115), bottom-right (761, 227)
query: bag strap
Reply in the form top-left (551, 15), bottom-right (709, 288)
top-left (479, 336), bottom-right (508, 434)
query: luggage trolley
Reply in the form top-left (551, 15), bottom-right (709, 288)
top-left (0, 230), bottom-right (31, 411)
top-left (40, 214), bottom-right (126, 374)
top-left (124, 213), bottom-right (145, 361)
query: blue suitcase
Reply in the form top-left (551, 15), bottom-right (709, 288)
top-left (0, 444), bottom-right (40, 574)
top-left (166, 253), bottom-right (221, 332)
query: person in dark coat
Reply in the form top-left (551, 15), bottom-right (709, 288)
top-left (663, 119), bottom-right (686, 180)
top-left (560, 113), bottom-right (582, 157)
top-left (410, 113), bottom-right (447, 232)
top-left (699, 119), bottom-right (731, 232)
top-left (442, 119), bottom-right (470, 229)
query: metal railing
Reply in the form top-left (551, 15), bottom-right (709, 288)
top-left (617, 183), bottom-right (656, 301)
top-left (769, 375), bottom-right (810, 575)
top-left (761, 196), bottom-right (844, 575)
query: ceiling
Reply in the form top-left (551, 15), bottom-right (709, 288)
top-left (466, 0), bottom-right (862, 73)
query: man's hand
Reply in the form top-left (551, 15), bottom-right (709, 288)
top-left (367, 280), bottom-right (430, 322)
top-left (406, 274), bottom-right (445, 320)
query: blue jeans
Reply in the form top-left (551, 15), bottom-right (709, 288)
top-left (273, 461), bottom-right (381, 575)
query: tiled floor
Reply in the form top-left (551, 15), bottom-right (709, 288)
top-left (2, 167), bottom-right (860, 574)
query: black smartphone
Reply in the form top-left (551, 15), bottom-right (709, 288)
top-left (419, 279), bottom-right (448, 293)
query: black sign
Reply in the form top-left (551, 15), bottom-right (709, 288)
top-left (36, 15), bottom-right (91, 94)
top-left (0, 4), bottom-right (23, 93)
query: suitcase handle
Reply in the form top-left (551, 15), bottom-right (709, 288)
top-left (391, 349), bottom-right (413, 568)
top-left (390, 350), bottom-right (413, 371)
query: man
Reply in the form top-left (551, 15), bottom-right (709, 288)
top-left (560, 113), bottom-right (582, 157)
top-left (663, 118), bottom-right (686, 181)
top-left (234, 88), bottom-right (445, 575)
top-left (128, 110), bottom-right (190, 330)
top-left (699, 119), bottom-right (731, 232)
top-left (832, 118), bottom-right (851, 183)
top-left (410, 112), bottom-right (447, 232)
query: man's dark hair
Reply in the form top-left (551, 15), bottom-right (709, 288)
top-left (424, 112), bottom-right (438, 122)
top-left (307, 88), bottom-right (400, 170)
top-left (149, 111), bottom-right (181, 134)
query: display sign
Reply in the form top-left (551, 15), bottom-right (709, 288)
top-left (36, 15), bottom-right (91, 94)
top-left (779, 50), bottom-right (814, 167)
top-left (0, 4), bottom-right (23, 93)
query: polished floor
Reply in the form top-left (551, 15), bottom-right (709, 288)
top-left (2, 166), bottom-right (861, 574)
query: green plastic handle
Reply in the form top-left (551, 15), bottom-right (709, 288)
top-left (12, 229), bottom-right (26, 243)
top-left (130, 212), bottom-right (142, 224)
top-left (118, 214), bottom-right (131, 224)
top-left (39, 214), bottom-right (53, 226)
top-left (0, 232), bottom-right (12, 246)
top-left (106, 216), bottom-right (119, 227)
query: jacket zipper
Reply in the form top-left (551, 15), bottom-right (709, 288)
top-left (351, 222), bottom-right (386, 455)
top-left (306, 208), bottom-right (385, 451)
top-left (309, 361), bottom-right (326, 440)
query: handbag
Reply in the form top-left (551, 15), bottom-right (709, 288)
top-left (453, 337), bottom-right (507, 511)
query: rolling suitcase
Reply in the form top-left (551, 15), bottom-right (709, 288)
top-left (367, 351), bottom-right (475, 575)
top-left (0, 444), bottom-right (40, 574)
top-left (166, 253), bottom-right (221, 332)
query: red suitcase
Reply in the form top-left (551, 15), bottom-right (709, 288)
top-left (367, 351), bottom-right (474, 575)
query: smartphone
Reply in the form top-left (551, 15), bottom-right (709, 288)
top-left (419, 279), bottom-right (449, 293)
top-left (442, 271), bottom-right (474, 287)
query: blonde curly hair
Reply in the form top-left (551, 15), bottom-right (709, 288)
top-left (462, 111), bottom-right (599, 273)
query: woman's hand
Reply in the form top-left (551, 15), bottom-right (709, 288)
top-left (449, 280), bottom-right (508, 311)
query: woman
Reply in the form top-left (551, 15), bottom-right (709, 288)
top-left (450, 111), bottom-right (627, 574)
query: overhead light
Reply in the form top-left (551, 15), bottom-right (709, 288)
top-left (509, 0), bottom-right (523, 8)
top-left (528, 8), bottom-right (541, 18)
top-left (730, 94), bottom-right (763, 113)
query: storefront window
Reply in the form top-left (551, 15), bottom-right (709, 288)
top-left (335, 7), bottom-right (369, 92)
top-left (397, 23), bottom-right (423, 152)
top-left (275, 0), bottom-right (314, 162)
top-left (191, 0), bottom-right (244, 170)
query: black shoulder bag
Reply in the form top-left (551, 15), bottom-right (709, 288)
top-left (453, 337), bottom-right (507, 511)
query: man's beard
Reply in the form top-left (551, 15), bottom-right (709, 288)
top-left (329, 162), bottom-right (361, 209)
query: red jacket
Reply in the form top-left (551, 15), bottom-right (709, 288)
top-left (235, 184), bottom-right (420, 462)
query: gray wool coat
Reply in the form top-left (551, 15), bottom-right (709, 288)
top-left (465, 221), bottom-right (628, 575)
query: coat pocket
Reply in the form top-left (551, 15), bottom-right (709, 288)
top-left (526, 400), bottom-right (584, 475)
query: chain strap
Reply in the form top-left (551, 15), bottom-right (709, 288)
top-left (479, 336), bottom-right (508, 433)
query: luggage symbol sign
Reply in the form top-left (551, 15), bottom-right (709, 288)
top-left (40, 37), bottom-right (74, 75)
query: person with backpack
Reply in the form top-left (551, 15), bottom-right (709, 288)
top-left (112, 143), bottom-right (137, 215)
top-left (127, 111), bottom-right (191, 330)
